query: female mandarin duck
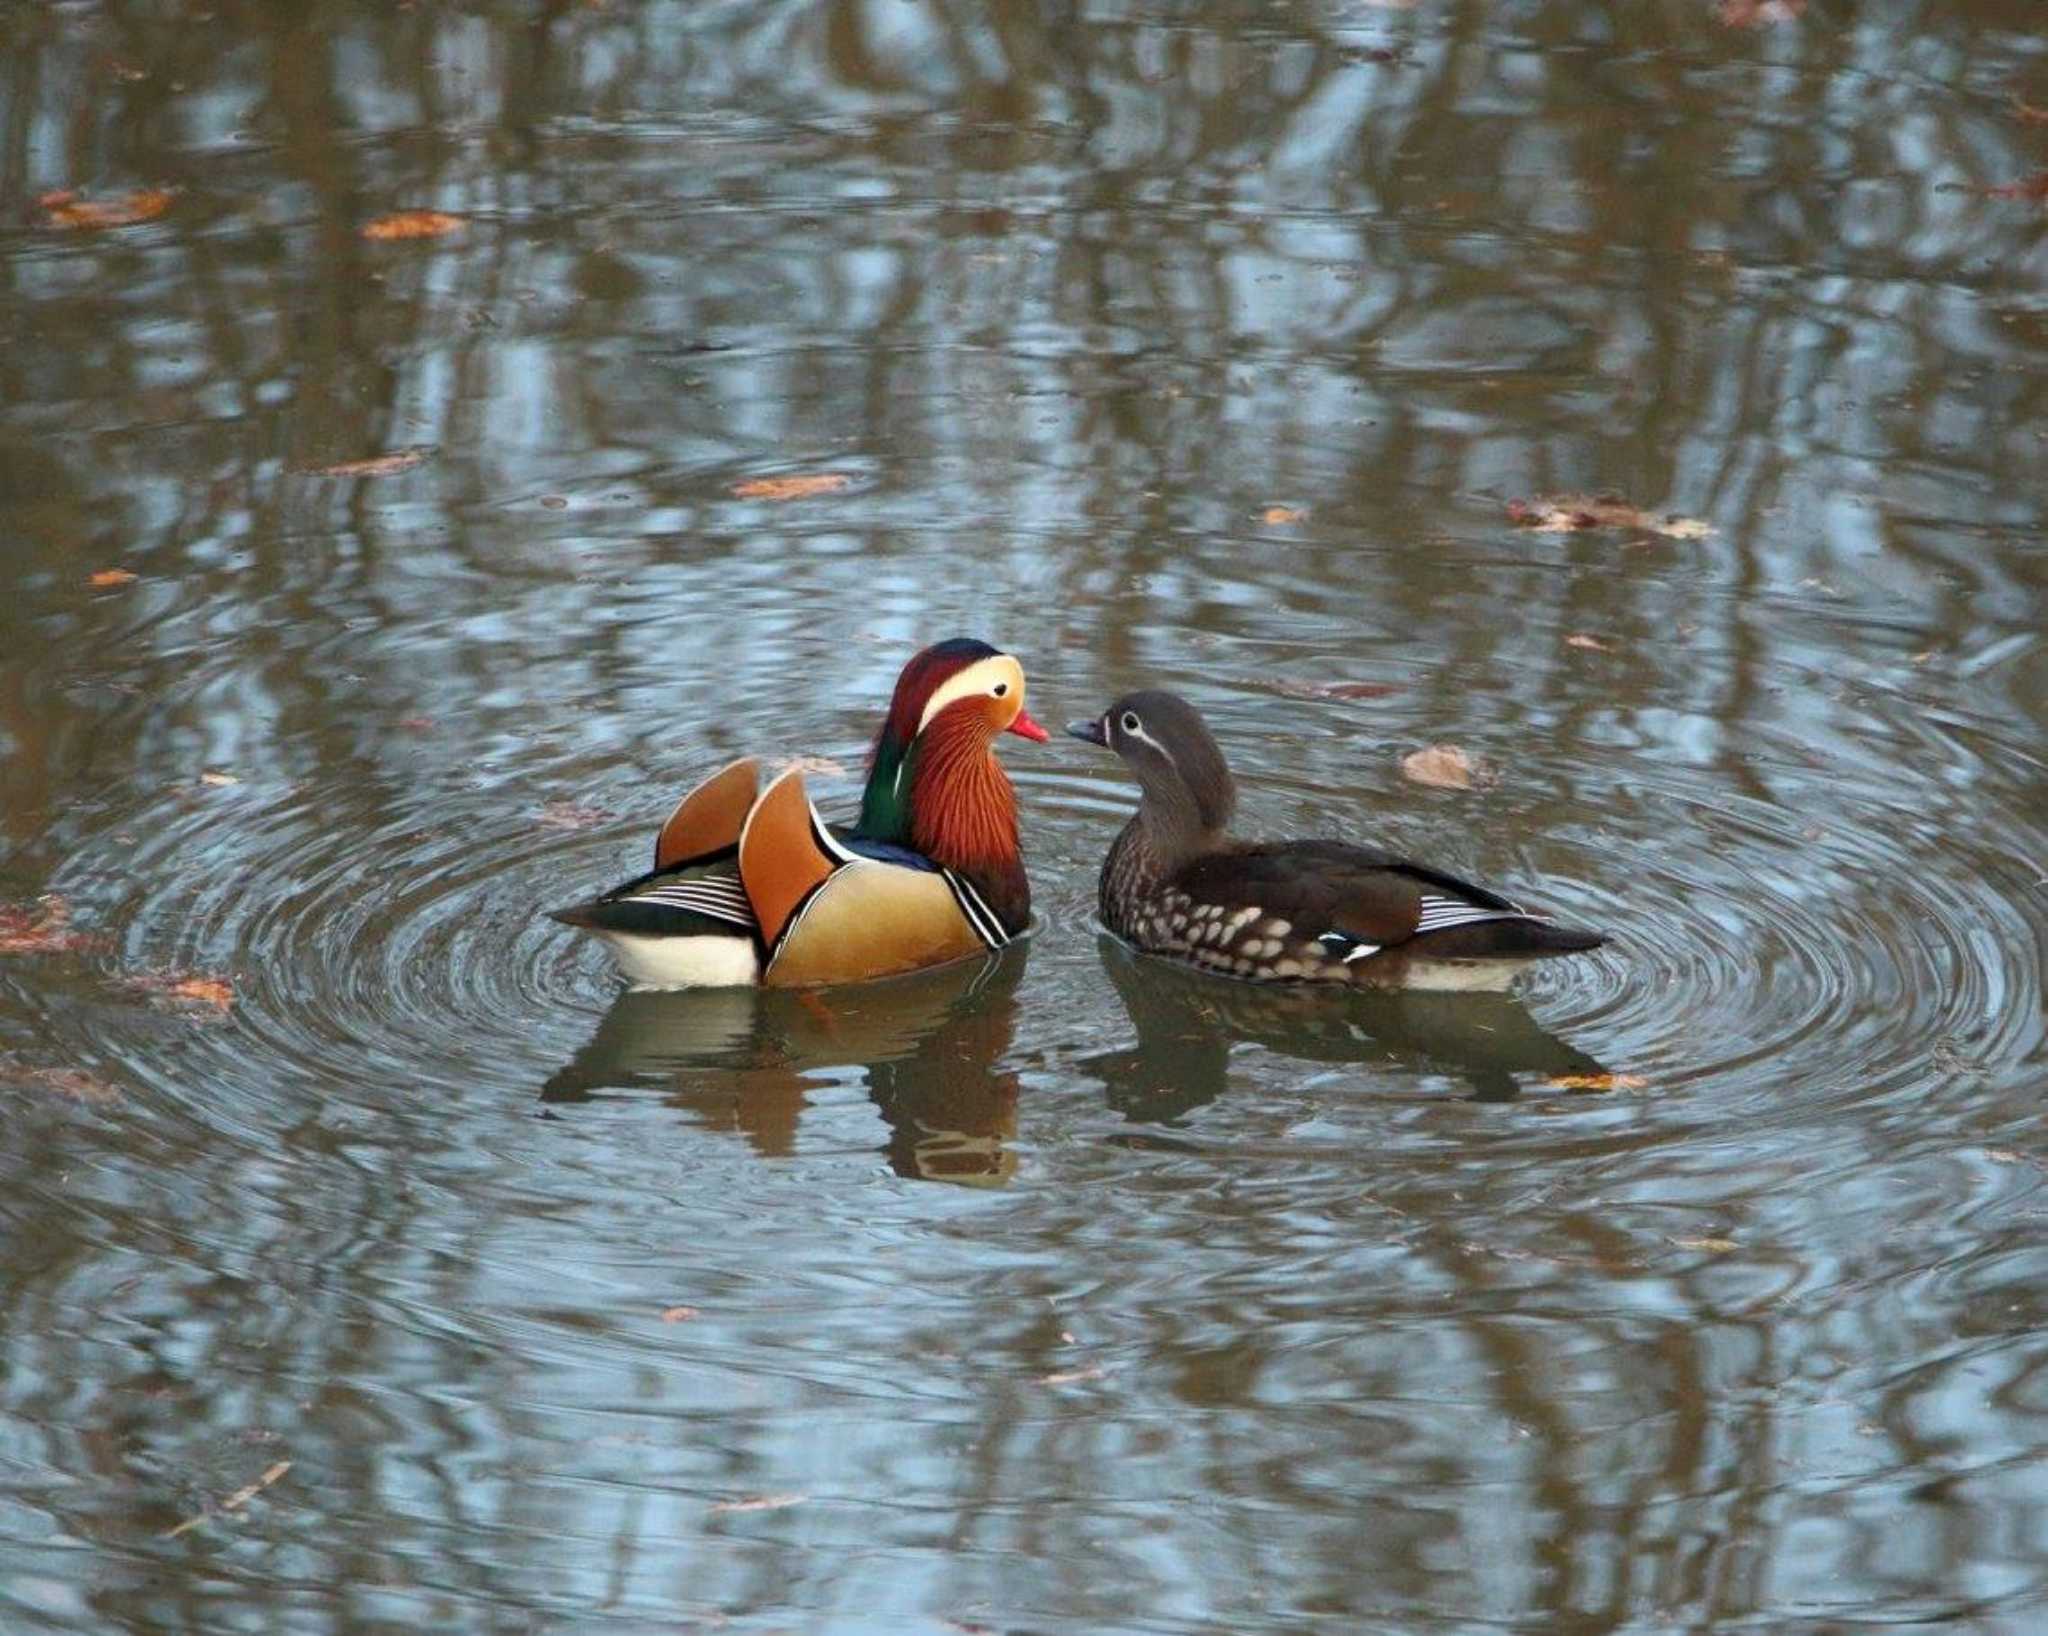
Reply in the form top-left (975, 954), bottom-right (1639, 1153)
top-left (551, 639), bottom-right (1047, 989)
top-left (1068, 689), bottom-right (1606, 991)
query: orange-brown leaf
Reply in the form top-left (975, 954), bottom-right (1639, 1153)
top-left (1400, 744), bottom-right (1481, 790)
top-left (660, 1305), bottom-right (701, 1323)
top-left (123, 972), bottom-right (236, 1015)
top-left (1565, 633), bottom-right (1612, 652)
top-left (0, 897), bottom-right (102, 957)
top-left (1982, 172), bottom-right (2048, 201)
top-left (537, 799), bottom-right (615, 831)
top-left (1547, 1072), bottom-right (1649, 1092)
top-left (1509, 494), bottom-right (1712, 539)
top-left (1715, 0), bottom-right (1804, 24)
top-left (361, 210), bottom-right (465, 241)
top-left (39, 188), bottom-right (173, 230)
top-left (88, 569), bottom-right (138, 588)
top-left (1260, 506), bottom-right (1306, 525)
top-left (730, 473), bottom-right (854, 501)
top-left (10, 1066), bottom-right (122, 1106)
top-left (2015, 98), bottom-right (2048, 126)
top-left (309, 447), bottom-right (433, 479)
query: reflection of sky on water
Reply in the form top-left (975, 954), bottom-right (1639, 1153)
top-left (3, 2), bottom-right (2047, 1630)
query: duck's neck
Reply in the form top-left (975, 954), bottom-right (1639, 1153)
top-left (1100, 797), bottom-right (1224, 935)
top-left (905, 718), bottom-right (1030, 933)
top-left (856, 728), bottom-right (916, 843)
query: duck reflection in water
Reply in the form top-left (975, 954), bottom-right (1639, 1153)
top-left (1080, 937), bottom-right (1611, 1119)
top-left (541, 946), bottom-right (1027, 1184)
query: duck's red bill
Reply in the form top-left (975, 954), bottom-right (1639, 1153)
top-left (1007, 708), bottom-right (1051, 743)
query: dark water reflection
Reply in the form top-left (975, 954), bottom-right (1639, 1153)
top-left (4, 0), bottom-right (2047, 1629)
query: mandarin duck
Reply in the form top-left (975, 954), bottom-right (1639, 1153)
top-left (1068, 689), bottom-right (1607, 991)
top-left (550, 639), bottom-right (1046, 989)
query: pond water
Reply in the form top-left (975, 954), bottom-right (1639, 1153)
top-left (3, 1), bottom-right (2046, 1630)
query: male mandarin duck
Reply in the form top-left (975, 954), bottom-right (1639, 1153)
top-left (1068, 689), bottom-right (1607, 991)
top-left (550, 639), bottom-right (1047, 989)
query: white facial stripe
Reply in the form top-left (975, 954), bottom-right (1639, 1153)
top-left (1121, 717), bottom-right (1178, 771)
top-left (916, 655), bottom-right (1024, 735)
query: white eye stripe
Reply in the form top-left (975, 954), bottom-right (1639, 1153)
top-left (916, 656), bottom-right (1025, 734)
top-left (1121, 718), bottom-right (1178, 770)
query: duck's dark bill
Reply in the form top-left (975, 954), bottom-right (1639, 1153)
top-left (1066, 717), bottom-right (1107, 746)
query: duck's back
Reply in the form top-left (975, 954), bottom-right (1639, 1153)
top-left (1108, 832), bottom-right (1604, 990)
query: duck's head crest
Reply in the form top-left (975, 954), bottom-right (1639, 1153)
top-left (1067, 688), bottom-right (1236, 835)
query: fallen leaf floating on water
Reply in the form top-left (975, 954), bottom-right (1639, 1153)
top-left (1672, 1236), bottom-right (1739, 1253)
top-left (729, 473), bottom-right (854, 501)
top-left (1564, 633), bottom-right (1612, 652)
top-left (360, 210), bottom-right (465, 241)
top-left (122, 973), bottom-right (235, 1016)
top-left (309, 447), bottom-right (433, 479)
top-left (1037, 1365), bottom-right (1109, 1385)
top-left (659, 1305), bottom-right (701, 1323)
top-left (8, 1066), bottom-right (122, 1106)
top-left (1547, 1072), bottom-right (1649, 1092)
top-left (88, 569), bottom-right (138, 588)
top-left (1508, 495), bottom-right (1714, 540)
top-left (709, 1493), bottom-right (806, 1514)
top-left (537, 799), bottom-right (615, 831)
top-left (1271, 679), bottom-right (1402, 702)
top-left (1980, 173), bottom-right (2048, 202)
top-left (1987, 1149), bottom-right (2027, 1165)
top-left (199, 770), bottom-right (239, 787)
top-left (1400, 744), bottom-right (1482, 791)
top-left (162, 1460), bottom-right (293, 1540)
top-left (0, 896), bottom-right (102, 957)
top-left (39, 188), bottom-right (173, 230)
top-left (1260, 506), bottom-right (1306, 525)
top-left (775, 755), bottom-right (848, 779)
top-left (1715, 0), bottom-right (1804, 24)
top-left (2015, 98), bottom-right (2048, 126)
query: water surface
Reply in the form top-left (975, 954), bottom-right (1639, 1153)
top-left (4, 1), bottom-right (2046, 1630)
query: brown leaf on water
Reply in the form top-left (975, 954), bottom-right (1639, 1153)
top-left (162, 1460), bottom-right (292, 1539)
top-left (2014, 97), bottom-right (2048, 126)
top-left (730, 473), bottom-right (854, 501)
top-left (1547, 1072), bottom-right (1649, 1092)
top-left (1565, 633), bottom-right (1612, 652)
top-left (309, 447), bottom-right (433, 479)
top-left (361, 210), bottom-right (465, 241)
top-left (659, 1305), bottom-right (701, 1323)
top-left (1509, 494), bottom-right (1713, 540)
top-left (9, 1066), bottom-right (122, 1106)
top-left (199, 770), bottom-right (239, 787)
top-left (1672, 1235), bottom-right (1738, 1253)
top-left (39, 188), bottom-right (173, 230)
top-left (1260, 506), bottom-right (1306, 525)
top-left (1715, 0), bottom-right (1804, 24)
top-left (709, 1493), bottom-right (806, 1514)
top-left (88, 569), bottom-right (138, 588)
top-left (122, 973), bottom-right (235, 1016)
top-left (0, 897), bottom-right (102, 957)
top-left (1037, 1365), bottom-right (1108, 1385)
top-left (1980, 173), bottom-right (2048, 201)
top-left (1271, 679), bottom-right (1402, 702)
top-left (537, 799), bottom-right (615, 831)
top-left (774, 755), bottom-right (848, 779)
top-left (1400, 744), bottom-right (1484, 791)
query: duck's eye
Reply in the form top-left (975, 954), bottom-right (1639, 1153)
top-left (1121, 711), bottom-right (1141, 733)
top-left (993, 683), bottom-right (1008, 697)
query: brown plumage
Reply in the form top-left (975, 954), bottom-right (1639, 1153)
top-left (1068, 689), bottom-right (1607, 991)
